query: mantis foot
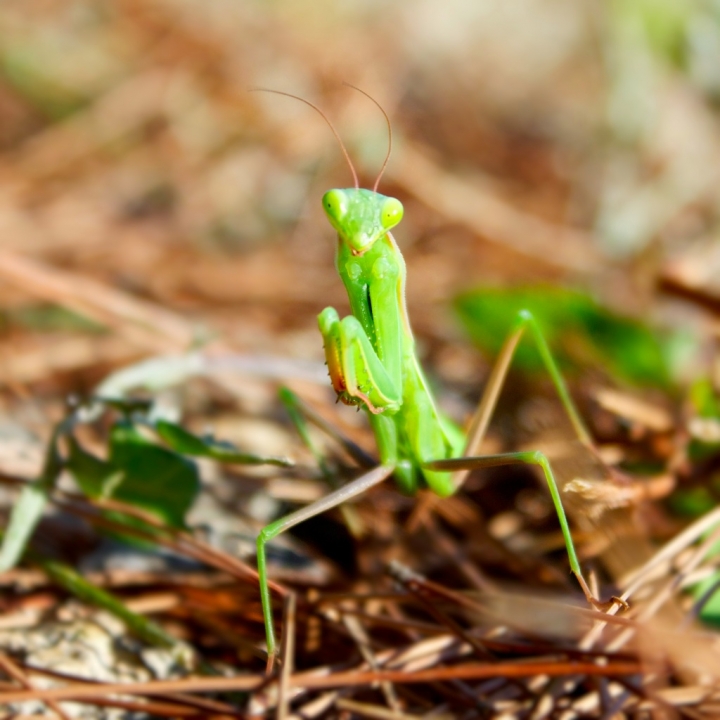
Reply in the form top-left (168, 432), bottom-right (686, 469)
top-left (265, 652), bottom-right (276, 675)
top-left (590, 595), bottom-right (629, 613)
top-left (576, 573), bottom-right (629, 612)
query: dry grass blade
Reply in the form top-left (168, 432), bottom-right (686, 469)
top-left (277, 592), bottom-right (297, 717)
top-left (334, 698), bottom-right (449, 720)
top-left (0, 250), bottom-right (195, 350)
top-left (55, 493), bottom-right (287, 596)
top-left (0, 652), bottom-right (72, 720)
top-left (0, 659), bottom-right (643, 706)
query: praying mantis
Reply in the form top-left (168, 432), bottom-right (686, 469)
top-left (255, 89), bottom-right (616, 659)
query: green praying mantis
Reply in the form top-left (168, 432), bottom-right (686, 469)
top-left (256, 89), bottom-right (617, 659)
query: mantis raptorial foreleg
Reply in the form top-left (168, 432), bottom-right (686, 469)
top-left (435, 308), bottom-right (620, 609)
top-left (318, 307), bottom-right (401, 414)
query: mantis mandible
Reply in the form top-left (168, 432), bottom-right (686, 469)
top-left (256, 88), bottom-right (615, 659)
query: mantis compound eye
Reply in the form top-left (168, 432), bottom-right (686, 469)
top-left (380, 197), bottom-right (404, 230)
top-left (322, 189), bottom-right (349, 222)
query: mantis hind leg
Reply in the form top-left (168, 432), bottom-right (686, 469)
top-left (425, 451), bottom-right (624, 610)
top-left (427, 310), bottom-right (621, 609)
top-left (456, 309), bottom-right (592, 492)
top-left (257, 464), bottom-right (395, 658)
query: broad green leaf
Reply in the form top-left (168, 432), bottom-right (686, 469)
top-left (66, 436), bottom-right (120, 499)
top-left (155, 419), bottom-right (293, 467)
top-left (454, 286), bottom-right (672, 390)
top-left (109, 422), bottom-right (200, 529)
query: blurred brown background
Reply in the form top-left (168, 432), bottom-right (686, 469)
top-left (2, 0), bottom-right (720, 406)
top-left (2, 2), bottom-right (720, 708)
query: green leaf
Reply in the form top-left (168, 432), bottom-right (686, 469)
top-left (611, 0), bottom-right (690, 67)
top-left (694, 571), bottom-right (720, 629)
top-left (690, 378), bottom-right (720, 419)
top-left (668, 486), bottom-right (717, 518)
top-left (40, 558), bottom-right (180, 648)
top-left (685, 379), bottom-right (720, 463)
top-left (66, 436), bottom-right (120, 499)
top-left (109, 422), bottom-right (200, 529)
top-left (0, 483), bottom-right (50, 572)
top-left (154, 421), bottom-right (209, 456)
top-left (96, 397), bottom-right (154, 416)
top-left (0, 47), bottom-right (88, 119)
top-left (155, 419), bottom-right (293, 467)
top-left (4, 304), bottom-right (105, 333)
top-left (454, 286), bottom-right (673, 389)
top-left (0, 430), bottom-right (64, 571)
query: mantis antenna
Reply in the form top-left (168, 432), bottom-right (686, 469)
top-left (250, 88), bottom-right (359, 189)
top-left (342, 82), bottom-right (392, 193)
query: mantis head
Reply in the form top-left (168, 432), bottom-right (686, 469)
top-left (254, 87), bottom-right (399, 255)
top-left (322, 188), bottom-right (404, 255)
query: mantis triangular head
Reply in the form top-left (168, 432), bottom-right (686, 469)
top-left (322, 188), bottom-right (403, 255)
